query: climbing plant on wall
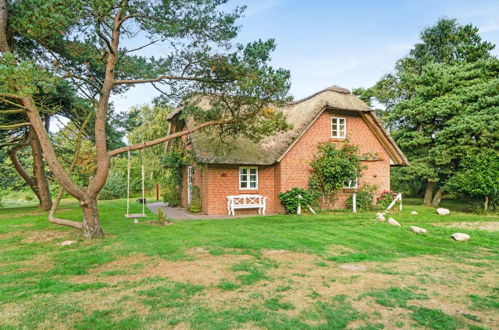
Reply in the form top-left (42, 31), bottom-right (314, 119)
top-left (309, 142), bottom-right (364, 209)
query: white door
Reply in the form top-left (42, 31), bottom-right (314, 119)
top-left (187, 166), bottom-right (194, 204)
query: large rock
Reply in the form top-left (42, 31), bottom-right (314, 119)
top-left (451, 233), bottom-right (470, 241)
top-left (411, 211), bottom-right (418, 215)
top-left (436, 208), bottom-right (450, 215)
top-left (387, 218), bottom-right (401, 226)
top-left (59, 240), bottom-right (76, 246)
top-left (376, 212), bottom-right (386, 221)
top-left (411, 226), bottom-right (427, 234)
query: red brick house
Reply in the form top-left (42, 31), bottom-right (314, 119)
top-left (167, 86), bottom-right (408, 215)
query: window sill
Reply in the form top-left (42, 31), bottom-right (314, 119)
top-left (360, 158), bottom-right (384, 162)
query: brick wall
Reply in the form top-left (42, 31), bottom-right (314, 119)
top-left (201, 164), bottom-right (275, 215)
top-left (277, 109), bottom-right (391, 211)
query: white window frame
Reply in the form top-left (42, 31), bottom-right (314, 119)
top-left (343, 177), bottom-right (358, 189)
top-left (331, 117), bottom-right (346, 138)
top-left (239, 167), bottom-right (258, 190)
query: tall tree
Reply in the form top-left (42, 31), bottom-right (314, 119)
top-left (0, 0), bottom-right (290, 238)
top-left (355, 18), bottom-right (496, 206)
top-left (125, 104), bottom-right (172, 189)
top-left (0, 0), bottom-right (53, 209)
top-left (446, 150), bottom-right (499, 211)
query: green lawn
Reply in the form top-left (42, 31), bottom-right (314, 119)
top-left (0, 199), bottom-right (497, 329)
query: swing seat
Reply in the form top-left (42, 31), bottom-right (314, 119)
top-left (124, 213), bottom-right (147, 219)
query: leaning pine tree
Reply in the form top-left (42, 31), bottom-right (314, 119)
top-left (0, 0), bottom-right (291, 238)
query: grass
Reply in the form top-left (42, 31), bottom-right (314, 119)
top-left (366, 287), bottom-right (428, 308)
top-left (0, 197), bottom-right (497, 328)
top-left (411, 307), bottom-right (463, 330)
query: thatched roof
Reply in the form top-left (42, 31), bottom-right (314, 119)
top-left (168, 86), bottom-right (408, 166)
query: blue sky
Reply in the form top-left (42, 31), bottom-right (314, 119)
top-left (111, 0), bottom-right (499, 111)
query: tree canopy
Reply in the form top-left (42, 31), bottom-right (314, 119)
top-left (354, 18), bottom-right (498, 207)
top-left (0, 0), bottom-right (291, 237)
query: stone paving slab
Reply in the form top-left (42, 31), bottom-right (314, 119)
top-left (147, 202), bottom-right (261, 220)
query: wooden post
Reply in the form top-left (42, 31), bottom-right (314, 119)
top-left (297, 194), bottom-right (302, 215)
top-left (156, 183), bottom-right (159, 201)
top-left (352, 193), bottom-right (357, 213)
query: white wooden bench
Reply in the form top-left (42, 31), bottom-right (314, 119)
top-left (226, 194), bottom-right (267, 216)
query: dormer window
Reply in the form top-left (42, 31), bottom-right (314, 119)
top-left (332, 117), bottom-right (346, 138)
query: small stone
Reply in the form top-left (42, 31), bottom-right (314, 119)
top-left (387, 218), bottom-right (401, 226)
top-left (339, 264), bottom-right (367, 271)
top-left (59, 240), bottom-right (76, 246)
top-left (376, 213), bottom-right (386, 221)
top-left (436, 208), bottom-right (450, 215)
top-left (411, 211), bottom-right (418, 215)
top-left (133, 219), bottom-right (139, 224)
top-left (411, 226), bottom-right (427, 234)
top-left (451, 233), bottom-right (470, 241)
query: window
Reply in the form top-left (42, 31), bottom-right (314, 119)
top-left (239, 167), bottom-right (258, 190)
top-left (331, 117), bottom-right (346, 138)
top-left (343, 177), bottom-right (358, 189)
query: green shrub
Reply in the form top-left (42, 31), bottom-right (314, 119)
top-left (346, 184), bottom-right (378, 211)
top-left (23, 191), bottom-right (35, 201)
top-left (188, 185), bottom-right (202, 213)
top-left (98, 171), bottom-right (126, 200)
top-left (376, 190), bottom-right (399, 209)
top-left (162, 187), bottom-right (181, 207)
top-left (156, 208), bottom-right (171, 225)
top-left (279, 187), bottom-right (316, 214)
top-left (308, 142), bottom-right (363, 209)
top-left (161, 145), bottom-right (191, 208)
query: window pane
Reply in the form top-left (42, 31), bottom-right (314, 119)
top-left (250, 175), bottom-right (256, 181)
top-left (250, 182), bottom-right (256, 188)
top-left (241, 182), bottom-right (247, 188)
top-left (241, 175), bottom-right (247, 181)
top-left (240, 168), bottom-right (247, 175)
top-left (249, 168), bottom-right (256, 174)
top-left (343, 177), bottom-right (357, 188)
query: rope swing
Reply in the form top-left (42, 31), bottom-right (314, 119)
top-left (125, 148), bottom-right (147, 220)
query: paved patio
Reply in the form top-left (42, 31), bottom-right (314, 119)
top-left (147, 202), bottom-right (263, 220)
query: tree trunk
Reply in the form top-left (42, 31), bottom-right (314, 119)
top-left (30, 129), bottom-right (52, 210)
top-left (81, 196), bottom-right (104, 238)
top-left (0, 0), bottom-right (9, 53)
top-left (423, 181), bottom-right (434, 206)
top-left (484, 196), bottom-right (489, 212)
top-left (8, 144), bottom-right (40, 199)
top-left (431, 187), bottom-right (445, 207)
